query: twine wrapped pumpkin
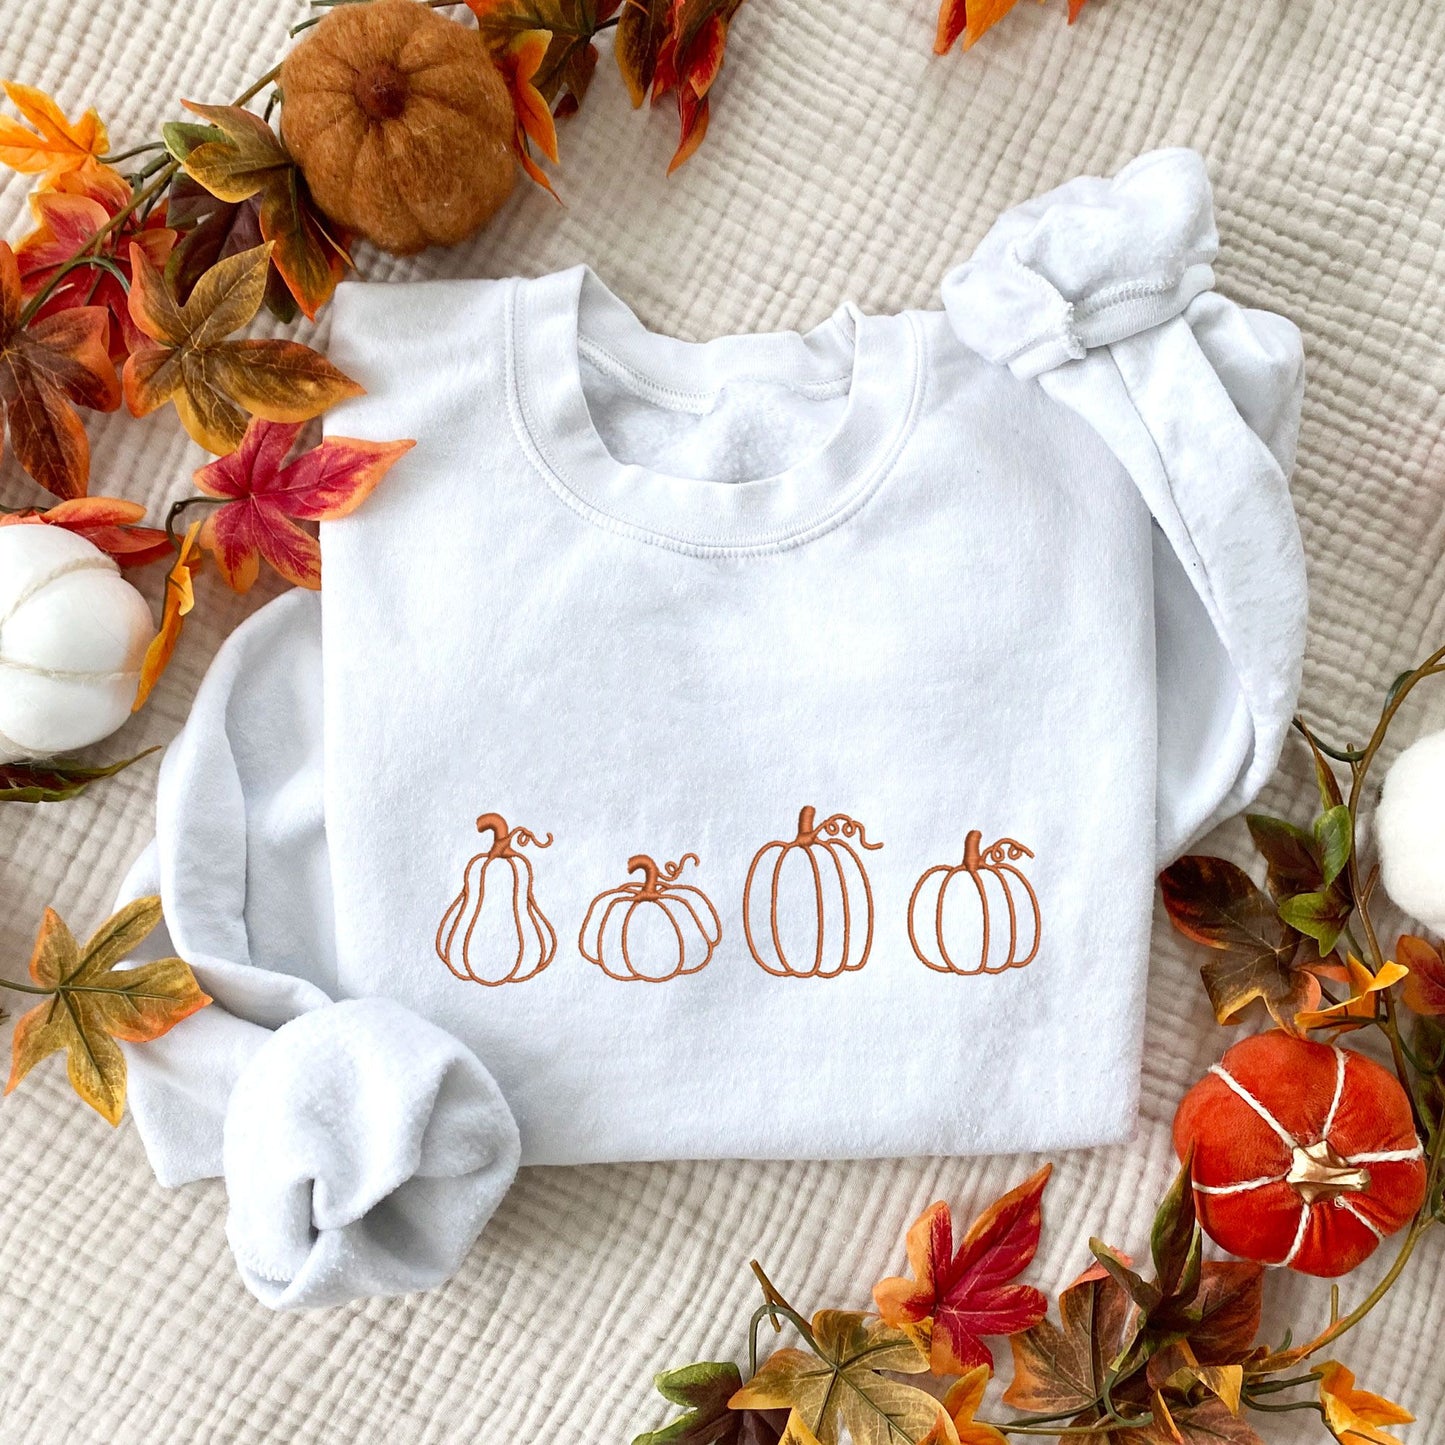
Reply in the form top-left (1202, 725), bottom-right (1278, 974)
top-left (280, 0), bottom-right (516, 255)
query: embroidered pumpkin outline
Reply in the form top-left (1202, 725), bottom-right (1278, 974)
top-left (907, 829), bottom-right (1040, 976)
top-left (743, 805), bottom-right (883, 978)
top-left (578, 853), bottom-right (722, 982)
top-left (436, 811), bottom-right (557, 986)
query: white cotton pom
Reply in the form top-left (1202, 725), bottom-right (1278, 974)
top-left (1377, 728), bottom-right (1445, 936)
top-left (0, 525), bottom-right (156, 765)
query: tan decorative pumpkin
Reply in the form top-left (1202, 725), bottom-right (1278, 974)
top-left (579, 853), bottom-right (722, 982)
top-left (436, 811), bottom-right (555, 986)
top-left (279, 0), bottom-right (516, 255)
top-left (743, 805), bottom-right (883, 977)
top-left (908, 829), bottom-right (1040, 975)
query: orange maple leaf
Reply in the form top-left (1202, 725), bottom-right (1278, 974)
top-left (495, 30), bottom-right (561, 195)
top-left (0, 495), bottom-right (170, 568)
top-left (0, 81), bottom-right (108, 184)
top-left (935, 0), bottom-right (1087, 54)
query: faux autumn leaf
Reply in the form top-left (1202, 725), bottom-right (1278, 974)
top-left (1398, 934), bottom-right (1445, 1016)
top-left (0, 747), bottom-right (158, 804)
top-left (1296, 956), bottom-right (1409, 1034)
top-left (934, 0), bottom-right (1086, 55)
top-left (652, 0), bottom-right (744, 174)
top-left (122, 241), bottom-right (361, 454)
top-left (165, 102), bottom-right (349, 320)
top-left (1317, 1362), bottom-right (1413, 1445)
top-left (932, 1369), bottom-right (1006, 1445)
top-left (0, 238), bottom-right (120, 498)
top-left (132, 520), bottom-right (201, 711)
top-left (730, 1311), bottom-right (946, 1445)
top-left (873, 1165), bottom-right (1051, 1375)
top-left (1002, 1263), bottom-right (1132, 1415)
top-left (0, 81), bottom-right (107, 184)
top-left (495, 30), bottom-right (562, 195)
top-left (0, 496), bottom-right (170, 567)
top-left (616, 0), bottom-right (673, 105)
top-left (632, 1362), bottom-right (782, 1445)
top-left (470, 0), bottom-right (623, 113)
top-left (1159, 855), bottom-right (1321, 1032)
top-left (192, 417), bottom-right (412, 591)
top-left (5, 896), bottom-right (210, 1125)
top-left (14, 161), bottom-right (177, 361)
top-left (1145, 1396), bottom-right (1262, 1445)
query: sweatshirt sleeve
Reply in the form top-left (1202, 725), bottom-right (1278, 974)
top-left (942, 149), bottom-right (1308, 864)
top-left (117, 589), bottom-right (519, 1310)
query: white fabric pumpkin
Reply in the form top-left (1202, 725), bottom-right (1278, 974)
top-left (0, 524), bottom-right (156, 764)
top-left (1376, 727), bottom-right (1445, 936)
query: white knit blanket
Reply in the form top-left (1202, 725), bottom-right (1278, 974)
top-left (2, 0), bottom-right (1443, 1440)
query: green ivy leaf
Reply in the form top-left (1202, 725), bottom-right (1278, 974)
top-left (634, 1362), bottom-right (752, 1445)
top-left (1313, 804), bottom-right (1353, 887)
top-left (1278, 890), bottom-right (1350, 954)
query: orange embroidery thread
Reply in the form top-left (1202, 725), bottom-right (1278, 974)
top-left (743, 805), bottom-right (883, 977)
top-left (908, 829), bottom-right (1041, 975)
top-left (579, 853), bottom-right (722, 982)
top-left (436, 811), bottom-right (557, 986)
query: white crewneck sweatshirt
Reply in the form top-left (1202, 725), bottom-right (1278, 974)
top-left (117, 149), bottom-right (1307, 1309)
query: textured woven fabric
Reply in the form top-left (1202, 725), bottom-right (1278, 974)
top-left (1, 0), bottom-right (1443, 1440)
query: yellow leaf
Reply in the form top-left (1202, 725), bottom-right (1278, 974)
top-left (1318, 1362), bottom-right (1412, 1444)
top-left (939, 1368), bottom-right (1006, 1445)
top-left (1296, 956), bottom-right (1409, 1034)
top-left (0, 81), bottom-right (107, 183)
top-left (133, 520), bottom-right (201, 711)
top-left (122, 242), bottom-right (361, 453)
top-left (731, 1310), bottom-right (946, 1445)
top-left (5, 897), bottom-right (210, 1125)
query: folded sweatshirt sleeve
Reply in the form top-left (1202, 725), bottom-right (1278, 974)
top-left (942, 149), bottom-right (1308, 864)
top-left (117, 589), bottom-right (519, 1310)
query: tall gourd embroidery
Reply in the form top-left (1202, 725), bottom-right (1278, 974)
top-left (743, 805), bottom-right (883, 977)
top-left (436, 811), bottom-right (557, 986)
top-left (579, 853), bottom-right (722, 982)
top-left (907, 829), bottom-right (1040, 975)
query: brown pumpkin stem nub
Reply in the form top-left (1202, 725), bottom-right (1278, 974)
top-left (796, 805), bottom-right (819, 842)
top-left (962, 828), bottom-right (985, 871)
top-left (628, 854), bottom-right (664, 899)
top-left (354, 63), bottom-right (410, 122)
top-left (1287, 1138), bottom-right (1371, 1205)
top-left (475, 811), bottom-right (514, 858)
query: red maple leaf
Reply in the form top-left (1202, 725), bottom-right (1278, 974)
top-left (873, 1164), bottom-right (1052, 1374)
top-left (192, 417), bottom-right (413, 592)
top-left (14, 163), bottom-right (176, 362)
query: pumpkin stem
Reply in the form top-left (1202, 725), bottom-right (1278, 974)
top-left (962, 829), bottom-right (984, 871)
top-left (1286, 1139), bottom-right (1371, 1205)
top-left (628, 854), bottom-right (663, 898)
top-left (796, 805), bottom-right (818, 841)
top-left (475, 812), bottom-right (513, 858)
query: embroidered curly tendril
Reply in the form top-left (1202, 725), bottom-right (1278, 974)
top-left (980, 837), bottom-right (1032, 865)
top-left (813, 811), bottom-right (884, 851)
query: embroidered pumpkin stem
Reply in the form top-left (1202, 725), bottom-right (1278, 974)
top-left (628, 854), bottom-right (664, 899)
top-left (473, 812), bottom-right (552, 857)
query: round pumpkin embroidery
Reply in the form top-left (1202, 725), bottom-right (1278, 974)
top-left (579, 853), bottom-right (722, 982)
top-left (1173, 1033), bottom-right (1426, 1277)
top-left (436, 811), bottom-right (556, 986)
top-left (908, 829), bottom-right (1040, 976)
top-left (743, 805), bottom-right (883, 978)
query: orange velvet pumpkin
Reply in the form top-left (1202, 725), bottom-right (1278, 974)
top-left (908, 830), bottom-right (1040, 975)
top-left (279, 0), bottom-right (516, 255)
top-left (579, 853), bottom-right (721, 982)
top-left (743, 805), bottom-right (883, 977)
top-left (1174, 1033), bottom-right (1427, 1276)
top-left (435, 811), bottom-right (556, 986)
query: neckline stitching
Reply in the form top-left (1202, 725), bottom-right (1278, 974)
top-left (506, 277), bottom-right (926, 558)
